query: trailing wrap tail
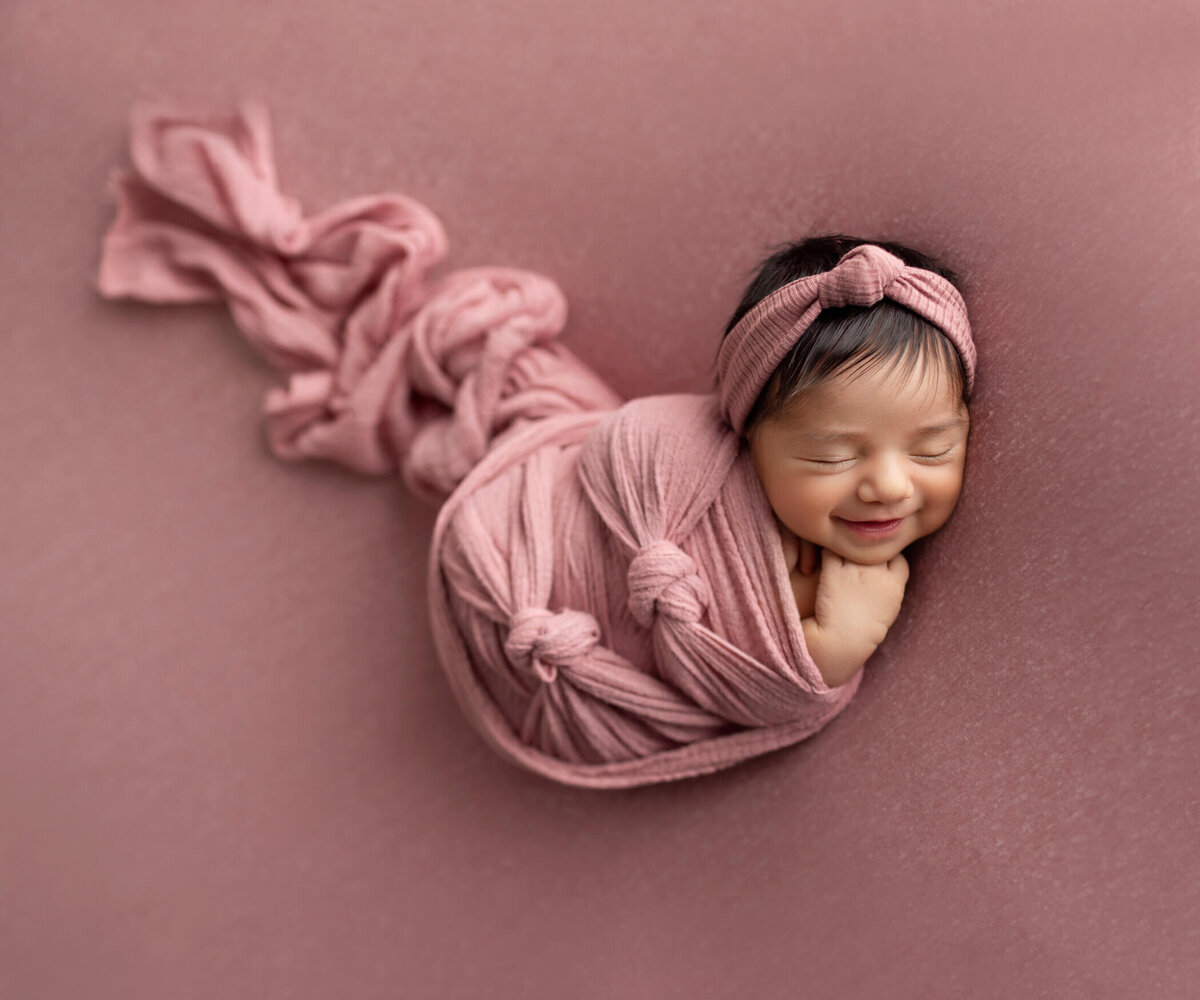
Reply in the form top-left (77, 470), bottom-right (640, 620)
top-left (95, 99), bottom-right (622, 505)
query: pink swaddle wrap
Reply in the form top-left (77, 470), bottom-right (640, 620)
top-left (97, 101), bottom-right (896, 787)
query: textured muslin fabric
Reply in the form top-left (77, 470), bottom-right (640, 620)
top-left (427, 395), bottom-right (856, 786)
top-left (96, 100), bottom-right (866, 787)
top-left (96, 101), bottom-right (622, 503)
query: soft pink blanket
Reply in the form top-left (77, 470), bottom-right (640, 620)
top-left (97, 101), bottom-right (859, 787)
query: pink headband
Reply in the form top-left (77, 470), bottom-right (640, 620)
top-left (717, 244), bottom-right (977, 435)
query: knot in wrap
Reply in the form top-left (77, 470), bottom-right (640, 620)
top-left (504, 607), bottom-right (601, 684)
top-left (627, 540), bottom-right (711, 629)
top-left (816, 244), bottom-right (907, 309)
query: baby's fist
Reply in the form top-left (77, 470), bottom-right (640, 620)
top-left (814, 551), bottom-right (909, 648)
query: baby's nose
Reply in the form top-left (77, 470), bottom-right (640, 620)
top-left (857, 456), bottom-right (914, 504)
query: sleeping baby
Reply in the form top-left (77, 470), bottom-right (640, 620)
top-left (96, 102), bottom-right (977, 787)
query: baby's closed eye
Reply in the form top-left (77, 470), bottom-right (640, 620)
top-left (801, 446), bottom-right (957, 467)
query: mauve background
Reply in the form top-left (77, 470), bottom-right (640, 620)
top-left (2, 0), bottom-right (1197, 997)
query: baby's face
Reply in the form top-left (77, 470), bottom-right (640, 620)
top-left (748, 360), bottom-right (970, 565)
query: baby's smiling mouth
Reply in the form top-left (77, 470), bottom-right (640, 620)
top-left (835, 515), bottom-right (909, 539)
top-left (837, 512), bottom-right (912, 524)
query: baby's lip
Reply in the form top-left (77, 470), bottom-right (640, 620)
top-left (838, 513), bottom-right (912, 524)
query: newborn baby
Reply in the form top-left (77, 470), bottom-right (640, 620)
top-left (95, 102), bottom-right (976, 787)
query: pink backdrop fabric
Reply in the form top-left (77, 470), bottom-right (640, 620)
top-left (3, 1), bottom-right (1198, 997)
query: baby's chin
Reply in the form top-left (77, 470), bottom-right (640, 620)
top-left (823, 543), bottom-right (904, 565)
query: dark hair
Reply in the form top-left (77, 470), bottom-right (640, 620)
top-left (715, 234), bottom-right (969, 436)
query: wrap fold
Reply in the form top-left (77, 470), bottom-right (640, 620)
top-left (97, 99), bottom-right (620, 500)
top-left (96, 101), bottom-right (861, 787)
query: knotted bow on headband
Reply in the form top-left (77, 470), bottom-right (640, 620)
top-left (717, 244), bottom-right (977, 436)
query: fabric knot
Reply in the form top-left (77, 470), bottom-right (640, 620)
top-left (817, 245), bottom-right (907, 309)
top-left (503, 607), bottom-right (601, 684)
top-left (626, 540), bottom-right (711, 629)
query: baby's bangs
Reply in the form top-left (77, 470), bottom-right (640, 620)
top-left (838, 310), bottom-right (967, 405)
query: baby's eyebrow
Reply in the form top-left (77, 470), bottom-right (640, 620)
top-left (796, 417), bottom-right (968, 443)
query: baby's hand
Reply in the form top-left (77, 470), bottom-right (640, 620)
top-left (778, 522), bottom-right (819, 576)
top-left (814, 551), bottom-right (909, 648)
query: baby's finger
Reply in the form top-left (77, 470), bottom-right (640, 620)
top-left (799, 538), bottom-right (817, 576)
top-left (779, 526), bottom-right (799, 572)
